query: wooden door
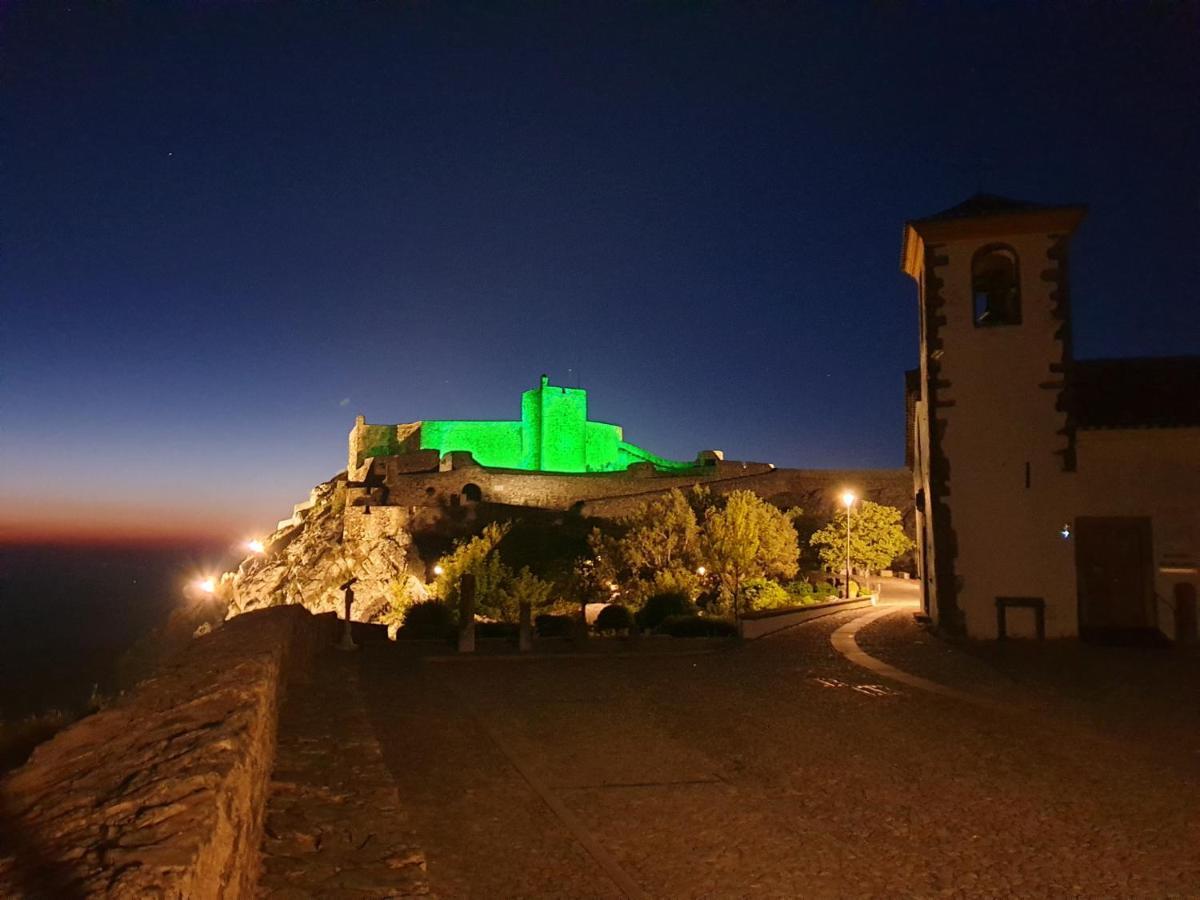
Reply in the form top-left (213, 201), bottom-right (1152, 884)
top-left (1075, 517), bottom-right (1155, 632)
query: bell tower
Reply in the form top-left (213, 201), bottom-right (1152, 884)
top-left (902, 195), bottom-right (1086, 637)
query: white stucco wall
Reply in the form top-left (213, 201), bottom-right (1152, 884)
top-left (930, 232), bottom-right (1077, 638)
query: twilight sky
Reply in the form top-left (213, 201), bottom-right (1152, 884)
top-left (2, 2), bottom-right (1197, 543)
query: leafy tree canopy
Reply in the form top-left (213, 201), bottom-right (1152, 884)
top-left (430, 523), bottom-right (553, 621)
top-left (701, 490), bottom-right (800, 617)
top-left (810, 500), bottom-right (913, 575)
top-left (588, 488), bottom-right (703, 605)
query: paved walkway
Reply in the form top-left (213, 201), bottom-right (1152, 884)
top-left (259, 651), bottom-right (429, 898)
top-left (266, 607), bottom-right (1200, 897)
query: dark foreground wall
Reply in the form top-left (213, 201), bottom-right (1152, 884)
top-left (0, 606), bottom-right (329, 898)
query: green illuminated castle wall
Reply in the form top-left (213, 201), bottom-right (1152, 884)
top-left (414, 376), bottom-right (694, 474)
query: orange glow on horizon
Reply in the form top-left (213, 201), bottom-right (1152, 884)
top-left (0, 522), bottom-right (235, 548)
top-left (0, 498), bottom-right (271, 548)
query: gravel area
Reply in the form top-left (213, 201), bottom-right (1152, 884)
top-left (334, 609), bottom-right (1200, 897)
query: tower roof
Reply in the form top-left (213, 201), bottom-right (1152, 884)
top-left (914, 193), bottom-right (1065, 223)
top-left (901, 192), bottom-right (1086, 278)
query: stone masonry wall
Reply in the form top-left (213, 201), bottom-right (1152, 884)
top-left (581, 467), bottom-right (914, 530)
top-left (0, 606), bottom-right (327, 898)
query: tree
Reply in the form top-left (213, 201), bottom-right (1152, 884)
top-left (700, 490), bottom-right (800, 620)
top-left (590, 488), bottom-right (703, 605)
top-left (433, 522), bottom-right (513, 619)
top-left (619, 488), bottom-right (701, 576)
top-left (810, 500), bottom-right (913, 577)
top-left (495, 566), bottom-right (555, 622)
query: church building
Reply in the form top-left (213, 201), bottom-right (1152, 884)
top-left (903, 195), bottom-right (1199, 641)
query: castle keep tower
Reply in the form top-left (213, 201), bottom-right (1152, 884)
top-left (903, 195), bottom-right (1086, 637)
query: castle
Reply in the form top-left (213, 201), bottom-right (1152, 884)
top-left (903, 194), bottom-right (1200, 642)
top-left (337, 376), bottom-right (910, 530)
top-left (347, 374), bottom-right (699, 480)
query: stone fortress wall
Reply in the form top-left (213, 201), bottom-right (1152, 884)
top-left (0, 607), bottom-right (330, 898)
top-left (348, 446), bottom-right (913, 534)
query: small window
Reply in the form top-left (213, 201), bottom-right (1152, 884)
top-left (971, 244), bottom-right (1021, 327)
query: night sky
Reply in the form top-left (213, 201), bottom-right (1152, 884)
top-left (3, 2), bottom-right (1197, 543)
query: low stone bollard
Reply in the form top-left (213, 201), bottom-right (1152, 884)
top-left (572, 604), bottom-right (589, 645)
top-left (458, 573), bottom-right (476, 653)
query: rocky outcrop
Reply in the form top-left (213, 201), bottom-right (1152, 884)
top-left (222, 465), bottom-right (914, 627)
top-left (0, 606), bottom-right (327, 898)
top-left (224, 476), bottom-right (428, 625)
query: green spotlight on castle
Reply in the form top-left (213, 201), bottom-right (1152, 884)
top-left (350, 376), bottom-right (696, 475)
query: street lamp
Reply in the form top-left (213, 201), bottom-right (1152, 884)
top-left (246, 539), bottom-right (265, 554)
top-left (433, 564), bottom-right (445, 576)
top-left (841, 491), bottom-right (857, 598)
top-left (197, 577), bottom-right (216, 595)
top-left (696, 566), bottom-right (706, 576)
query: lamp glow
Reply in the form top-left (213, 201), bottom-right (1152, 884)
top-left (841, 490), bottom-right (857, 508)
top-left (433, 564), bottom-right (444, 576)
top-left (696, 566), bottom-right (706, 576)
top-left (247, 539), bottom-right (265, 554)
top-left (198, 577), bottom-right (216, 594)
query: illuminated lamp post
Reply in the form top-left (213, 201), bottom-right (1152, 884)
top-left (246, 539), bottom-right (265, 554)
top-left (840, 491), bottom-right (857, 599)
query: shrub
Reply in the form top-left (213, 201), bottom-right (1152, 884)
top-left (635, 591), bottom-right (697, 631)
top-left (400, 600), bottom-right (455, 639)
top-left (594, 603), bottom-right (634, 632)
top-left (742, 578), bottom-right (792, 611)
top-left (657, 614), bottom-right (738, 638)
top-left (535, 613), bottom-right (574, 637)
top-left (811, 581), bottom-right (837, 601)
top-left (785, 580), bottom-right (814, 598)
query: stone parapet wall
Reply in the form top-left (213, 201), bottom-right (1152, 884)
top-left (581, 467), bottom-right (914, 525)
top-left (376, 461), bottom-right (911, 521)
top-left (740, 597), bottom-right (875, 640)
top-left (0, 606), bottom-right (328, 898)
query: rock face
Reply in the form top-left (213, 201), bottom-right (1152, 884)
top-left (225, 475), bottom-right (428, 626)
top-left (223, 464), bottom-right (915, 627)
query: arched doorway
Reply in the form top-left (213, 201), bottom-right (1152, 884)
top-left (462, 483), bottom-right (483, 503)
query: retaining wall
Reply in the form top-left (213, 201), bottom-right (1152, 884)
top-left (739, 597), bottom-right (876, 640)
top-left (0, 606), bottom-right (330, 898)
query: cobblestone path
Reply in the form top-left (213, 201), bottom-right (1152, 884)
top-left (854, 608), bottom-right (1200, 773)
top-left (258, 649), bottom-right (429, 898)
top-left (358, 608), bottom-right (1199, 898)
